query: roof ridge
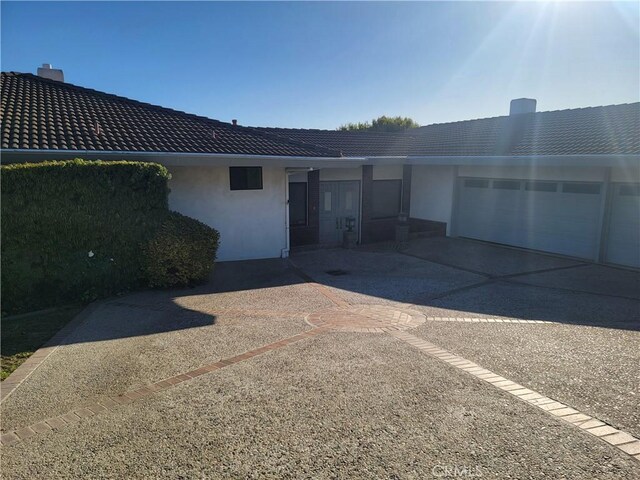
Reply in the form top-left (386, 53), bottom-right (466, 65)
top-left (1, 72), bottom-right (341, 157)
top-left (418, 102), bottom-right (640, 129)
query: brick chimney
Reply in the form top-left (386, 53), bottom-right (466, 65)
top-left (37, 64), bottom-right (64, 82)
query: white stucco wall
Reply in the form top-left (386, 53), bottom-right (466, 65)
top-left (168, 166), bottom-right (287, 261)
top-left (611, 165), bottom-right (640, 183)
top-left (373, 164), bottom-right (404, 180)
top-left (410, 166), bottom-right (456, 233)
top-left (320, 167), bottom-right (362, 181)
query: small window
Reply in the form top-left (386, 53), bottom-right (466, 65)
top-left (464, 179), bottom-right (489, 188)
top-left (619, 184), bottom-right (640, 196)
top-left (562, 183), bottom-right (601, 194)
top-left (230, 167), bottom-right (263, 190)
top-left (493, 180), bottom-right (520, 190)
top-left (372, 180), bottom-right (402, 219)
top-left (525, 181), bottom-right (557, 192)
top-left (289, 183), bottom-right (307, 226)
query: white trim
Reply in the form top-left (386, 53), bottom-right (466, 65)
top-left (2, 149), bottom-right (638, 169)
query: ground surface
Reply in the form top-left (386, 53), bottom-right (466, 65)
top-left (2, 238), bottom-right (639, 479)
top-left (1, 307), bottom-right (82, 380)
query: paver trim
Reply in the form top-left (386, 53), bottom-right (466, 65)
top-left (1, 303), bottom-right (100, 404)
top-left (0, 326), bottom-right (330, 447)
top-left (389, 330), bottom-right (640, 463)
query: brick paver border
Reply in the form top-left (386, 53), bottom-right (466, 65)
top-left (389, 330), bottom-right (640, 463)
top-left (1, 303), bottom-right (99, 404)
top-left (306, 304), bottom-right (426, 333)
top-left (3, 260), bottom-right (637, 467)
top-left (0, 326), bottom-right (329, 447)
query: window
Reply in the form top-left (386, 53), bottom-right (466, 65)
top-left (562, 183), bottom-right (601, 194)
top-left (289, 182), bottom-right (307, 226)
top-left (525, 181), bottom-right (557, 192)
top-left (619, 184), bottom-right (640, 196)
top-left (464, 179), bottom-right (489, 188)
top-left (372, 180), bottom-right (402, 219)
top-left (493, 180), bottom-right (521, 190)
top-left (230, 167), bottom-right (263, 190)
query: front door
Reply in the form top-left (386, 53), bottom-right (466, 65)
top-left (319, 181), bottom-right (360, 245)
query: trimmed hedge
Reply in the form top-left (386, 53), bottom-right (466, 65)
top-left (1, 159), bottom-right (219, 314)
top-left (144, 211), bottom-right (220, 288)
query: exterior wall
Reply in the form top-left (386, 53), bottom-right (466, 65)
top-left (320, 167), bottom-right (362, 181)
top-left (611, 165), bottom-right (640, 183)
top-left (373, 164), bottom-right (404, 180)
top-left (169, 166), bottom-right (287, 261)
top-left (410, 166), bottom-right (456, 234)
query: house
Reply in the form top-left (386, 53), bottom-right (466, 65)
top-left (1, 67), bottom-right (639, 268)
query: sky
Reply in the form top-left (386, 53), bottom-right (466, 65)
top-left (1, 1), bottom-right (639, 129)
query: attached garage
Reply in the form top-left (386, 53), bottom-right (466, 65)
top-left (605, 183), bottom-right (640, 268)
top-left (455, 177), bottom-right (605, 261)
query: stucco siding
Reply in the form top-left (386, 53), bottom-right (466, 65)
top-left (410, 166), bottom-right (456, 234)
top-left (320, 167), bottom-right (362, 181)
top-left (169, 166), bottom-right (286, 261)
top-left (373, 164), bottom-right (404, 180)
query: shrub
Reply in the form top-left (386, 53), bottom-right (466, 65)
top-left (143, 211), bottom-right (220, 288)
top-left (1, 159), bottom-right (171, 313)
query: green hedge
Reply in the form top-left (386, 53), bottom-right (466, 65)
top-left (144, 211), bottom-right (220, 288)
top-left (1, 159), bottom-right (219, 314)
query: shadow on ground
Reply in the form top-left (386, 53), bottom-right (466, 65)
top-left (47, 237), bottom-right (640, 349)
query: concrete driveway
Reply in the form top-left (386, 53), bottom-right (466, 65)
top-left (2, 238), bottom-right (639, 479)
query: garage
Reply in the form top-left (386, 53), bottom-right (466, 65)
top-left (605, 183), bottom-right (640, 268)
top-left (455, 177), bottom-right (604, 260)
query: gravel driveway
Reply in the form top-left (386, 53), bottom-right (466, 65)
top-left (2, 239), bottom-right (639, 478)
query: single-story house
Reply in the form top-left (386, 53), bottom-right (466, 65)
top-left (2, 67), bottom-right (639, 268)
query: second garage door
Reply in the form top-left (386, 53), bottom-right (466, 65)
top-left (455, 178), bottom-right (604, 260)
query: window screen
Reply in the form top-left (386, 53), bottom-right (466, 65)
top-left (372, 180), bottom-right (402, 219)
top-left (289, 183), bottom-right (307, 226)
top-left (230, 167), bottom-right (263, 190)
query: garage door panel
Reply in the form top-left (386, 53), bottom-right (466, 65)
top-left (456, 178), bottom-right (603, 260)
top-left (606, 183), bottom-right (640, 268)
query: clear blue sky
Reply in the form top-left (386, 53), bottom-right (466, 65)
top-left (2, 1), bottom-right (638, 129)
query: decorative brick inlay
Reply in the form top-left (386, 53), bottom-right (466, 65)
top-left (423, 317), bottom-right (552, 325)
top-left (306, 304), bottom-right (426, 333)
top-left (389, 330), bottom-right (640, 462)
top-left (0, 327), bottom-right (329, 447)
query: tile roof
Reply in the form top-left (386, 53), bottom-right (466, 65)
top-left (259, 103), bottom-right (640, 157)
top-left (2, 71), bottom-right (638, 159)
top-left (255, 128), bottom-right (415, 157)
top-left (0, 72), bottom-right (339, 157)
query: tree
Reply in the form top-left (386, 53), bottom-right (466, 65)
top-left (338, 115), bottom-right (420, 132)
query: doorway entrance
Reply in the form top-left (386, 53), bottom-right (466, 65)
top-left (319, 181), bottom-right (360, 245)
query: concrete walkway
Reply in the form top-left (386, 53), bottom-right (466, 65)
top-left (2, 239), bottom-right (639, 479)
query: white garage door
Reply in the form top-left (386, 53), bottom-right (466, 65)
top-left (606, 183), bottom-right (640, 268)
top-left (455, 178), bottom-right (603, 260)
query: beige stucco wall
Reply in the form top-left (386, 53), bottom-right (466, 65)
top-left (168, 166), bottom-right (287, 261)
